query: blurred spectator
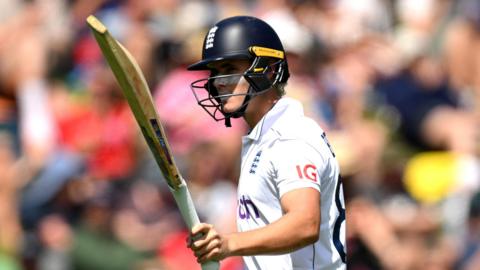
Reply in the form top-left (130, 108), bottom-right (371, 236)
top-left (347, 196), bottom-right (456, 270)
top-left (445, 0), bottom-right (480, 119)
top-left (378, 0), bottom-right (479, 155)
top-left (374, 55), bottom-right (478, 154)
top-left (37, 214), bottom-right (72, 270)
top-left (69, 181), bottom-right (145, 270)
top-left (112, 179), bottom-right (182, 254)
top-left (456, 191), bottom-right (480, 269)
top-left (0, 132), bottom-right (22, 269)
top-left (55, 65), bottom-right (138, 181)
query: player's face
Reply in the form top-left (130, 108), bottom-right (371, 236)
top-left (209, 59), bottom-right (251, 114)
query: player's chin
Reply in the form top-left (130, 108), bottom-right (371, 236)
top-left (221, 102), bottom-right (242, 114)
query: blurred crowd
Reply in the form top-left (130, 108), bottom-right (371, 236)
top-left (0, 0), bottom-right (480, 269)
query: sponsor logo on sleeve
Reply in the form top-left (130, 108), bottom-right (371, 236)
top-left (296, 164), bottom-right (318, 182)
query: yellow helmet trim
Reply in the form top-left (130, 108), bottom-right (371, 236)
top-left (249, 46), bottom-right (284, 59)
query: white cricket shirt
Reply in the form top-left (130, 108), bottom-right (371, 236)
top-left (237, 97), bottom-right (346, 270)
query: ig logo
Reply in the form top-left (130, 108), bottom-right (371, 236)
top-left (296, 164), bottom-right (318, 182)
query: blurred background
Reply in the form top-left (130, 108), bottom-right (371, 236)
top-left (0, 0), bottom-right (479, 269)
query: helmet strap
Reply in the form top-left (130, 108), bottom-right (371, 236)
top-left (222, 86), bottom-right (253, 127)
top-left (225, 117), bottom-right (232, 127)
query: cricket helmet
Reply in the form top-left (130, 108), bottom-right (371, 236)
top-left (188, 16), bottom-right (290, 126)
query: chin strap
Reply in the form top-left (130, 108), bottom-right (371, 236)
top-left (224, 117), bottom-right (232, 127)
top-left (222, 88), bottom-right (254, 127)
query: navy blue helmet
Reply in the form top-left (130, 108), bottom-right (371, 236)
top-left (188, 16), bottom-right (290, 126)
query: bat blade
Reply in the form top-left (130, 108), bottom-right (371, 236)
top-left (86, 15), bottom-right (219, 270)
top-left (86, 15), bottom-right (180, 189)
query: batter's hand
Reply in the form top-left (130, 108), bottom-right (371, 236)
top-left (187, 223), bottom-right (229, 263)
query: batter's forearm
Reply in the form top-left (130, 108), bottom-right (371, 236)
top-left (225, 211), bottom-right (319, 256)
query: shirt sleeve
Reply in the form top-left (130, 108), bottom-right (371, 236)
top-left (269, 139), bottom-right (326, 198)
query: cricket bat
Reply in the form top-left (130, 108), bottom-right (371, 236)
top-left (86, 15), bottom-right (219, 270)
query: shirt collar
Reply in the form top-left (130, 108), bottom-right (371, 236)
top-left (245, 97), bottom-right (304, 141)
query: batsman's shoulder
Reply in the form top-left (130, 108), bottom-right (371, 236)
top-left (274, 115), bottom-right (325, 141)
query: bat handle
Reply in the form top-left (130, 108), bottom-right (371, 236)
top-left (201, 260), bottom-right (220, 270)
top-left (170, 181), bottom-right (220, 270)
